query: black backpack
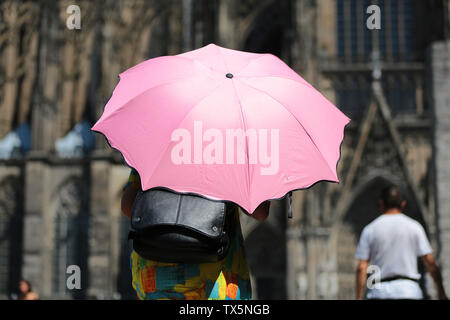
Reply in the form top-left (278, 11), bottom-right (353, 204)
top-left (128, 188), bottom-right (235, 264)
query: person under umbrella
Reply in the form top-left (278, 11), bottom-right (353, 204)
top-left (93, 44), bottom-right (349, 300)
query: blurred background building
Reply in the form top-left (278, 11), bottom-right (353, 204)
top-left (0, 0), bottom-right (449, 299)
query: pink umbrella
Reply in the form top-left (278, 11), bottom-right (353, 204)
top-left (92, 44), bottom-right (350, 214)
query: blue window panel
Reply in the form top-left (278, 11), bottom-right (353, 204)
top-left (363, 0), bottom-right (373, 61)
top-left (390, 0), bottom-right (399, 61)
top-left (403, 0), bottom-right (414, 61)
top-left (350, 0), bottom-right (358, 61)
top-left (377, 0), bottom-right (386, 59)
top-left (337, 0), bottom-right (346, 62)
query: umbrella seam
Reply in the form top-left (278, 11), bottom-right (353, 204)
top-left (229, 80), bottom-right (252, 212)
top-left (215, 44), bottom-right (231, 73)
top-left (94, 77), bottom-right (214, 171)
top-left (175, 55), bottom-right (223, 76)
top-left (238, 80), bottom-right (337, 180)
top-left (236, 74), bottom-right (314, 90)
top-left (236, 54), bottom-right (274, 75)
top-left (122, 55), bottom-right (213, 77)
top-left (180, 44), bottom-right (268, 77)
top-left (217, 46), bottom-right (252, 211)
top-left (96, 74), bottom-right (218, 133)
top-left (143, 80), bottom-right (227, 189)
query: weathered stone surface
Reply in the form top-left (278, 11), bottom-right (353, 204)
top-left (21, 254), bottom-right (41, 294)
top-left (23, 216), bottom-right (42, 253)
top-left (431, 40), bottom-right (450, 294)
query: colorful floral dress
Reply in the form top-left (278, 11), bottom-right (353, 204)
top-left (124, 169), bottom-right (252, 300)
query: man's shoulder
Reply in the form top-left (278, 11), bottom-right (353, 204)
top-left (363, 214), bottom-right (403, 231)
top-left (364, 215), bottom-right (386, 228)
top-left (372, 214), bottom-right (425, 233)
top-left (397, 213), bottom-right (424, 229)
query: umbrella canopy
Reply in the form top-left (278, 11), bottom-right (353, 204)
top-left (92, 44), bottom-right (350, 213)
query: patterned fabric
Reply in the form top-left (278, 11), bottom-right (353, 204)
top-left (125, 168), bottom-right (252, 300)
top-left (123, 168), bottom-right (141, 190)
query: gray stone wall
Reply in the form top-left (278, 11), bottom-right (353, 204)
top-left (431, 40), bottom-right (450, 293)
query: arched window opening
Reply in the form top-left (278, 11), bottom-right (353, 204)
top-left (52, 178), bottom-right (89, 299)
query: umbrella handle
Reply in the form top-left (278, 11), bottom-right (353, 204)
top-left (287, 191), bottom-right (293, 219)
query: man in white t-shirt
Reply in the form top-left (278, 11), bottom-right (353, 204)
top-left (355, 186), bottom-right (447, 300)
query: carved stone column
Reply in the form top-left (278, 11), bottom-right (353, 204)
top-left (0, 0), bottom-right (19, 138)
top-left (431, 40), bottom-right (450, 294)
top-left (31, 2), bottom-right (62, 152)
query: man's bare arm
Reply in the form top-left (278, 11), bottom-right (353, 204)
top-left (242, 201), bottom-right (270, 222)
top-left (356, 260), bottom-right (368, 300)
top-left (421, 254), bottom-right (448, 300)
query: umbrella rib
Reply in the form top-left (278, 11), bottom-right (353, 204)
top-left (98, 75), bottom-right (207, 126)
top-left (143, 80), bottom-right (226, 189)
top-left (217, 46), bottom-right (252, 209)
top-left (237, 74), bottom-right (314, 90)
top-left (237, 54), bottom-right (274, 75)
top-left (229, 81), bottom-right (252, 211)
top-left (176, 55), bottom-right (221, 76)
top-left (215, 45), bottom-right (231, 73)
top-left (95, 77), bottom-right (210, 169)
top-left (239, 80), bottom-right (337, 180)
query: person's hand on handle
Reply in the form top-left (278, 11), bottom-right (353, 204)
top-left (421, 254), bottom-right (448, 300)
top-left (355, 260), bottom-right (369, 300)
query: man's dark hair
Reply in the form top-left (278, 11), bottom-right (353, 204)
top-left (380, 186), bottom-right (404, 210)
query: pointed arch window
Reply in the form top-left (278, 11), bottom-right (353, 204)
top-left (333, 0), bottom-right (426, 118)
top-left (0, 177), bottom-right (22, 298)
top-left (52, 178), bottom-right (89, 299)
